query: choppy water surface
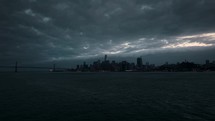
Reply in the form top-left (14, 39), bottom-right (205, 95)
top-left (0, 72), bottom-right (215, 121)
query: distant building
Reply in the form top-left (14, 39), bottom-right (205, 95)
top-left (165, 62), bottom-right (169, 65)
top-left (146, 62), bottom-right (149, 66)
top-left (121, 61), bottom-right (126, 71)
top-left (137, 57), bottom-right (143, 68)
top-left (104, 55), bottom-right (107, 62)
top-left (206, 60), bottom-right (210, 65)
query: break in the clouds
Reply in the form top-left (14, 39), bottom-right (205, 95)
top-left (0, 0), bottom-right (215, 65)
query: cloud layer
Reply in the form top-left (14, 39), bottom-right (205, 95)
top-left (1, 0), bottom-right (215, 65)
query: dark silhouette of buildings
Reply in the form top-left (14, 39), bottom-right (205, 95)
top-left (1, 55), bottom-right (215, 72)
top-left (73, 55), bottom-right (215, 72)
top-left (104, 55), bottom-right (107, 62)
top-left (206, 60), bottom-right (210, 65)
top-left (136, 57), bottom-right (143, 69)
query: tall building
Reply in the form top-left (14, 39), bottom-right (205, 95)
top-left (137, 57), bottom-right (143, 68)
top-left (206, 60), bottom-right (210, 65)
top-left (104, 55), bottom-right (107, 62)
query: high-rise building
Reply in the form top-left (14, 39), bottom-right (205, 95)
top-left (146, 62), bottom-right (149, 66)
top-left (104, 55), bottom-right (107, 62)
top-left (137, 57), bottom-right (143, 68)
top-left (206, 60), bottom-right (210, 65)
top-left (165, 62), bottom-right (169, 65)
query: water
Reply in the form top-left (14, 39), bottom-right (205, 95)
top-left (0, 72), bottom-right (215, 121)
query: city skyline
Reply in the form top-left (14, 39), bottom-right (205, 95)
top-left (1, 54), bottom-right (214, 72)
top-left (73, 55), bottom-right (215, 72)
top-left (1, 1), bottom-right (215, 120)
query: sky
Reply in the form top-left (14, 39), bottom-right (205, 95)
top-left (1, 0), bottom-right (215, 67)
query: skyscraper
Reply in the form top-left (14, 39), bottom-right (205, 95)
top-left (206, 60), bottom-right (210, 65)
top-left (137, 57), bottom-right (143, 68)
top-left (104, 55), bottom-right (107, 62)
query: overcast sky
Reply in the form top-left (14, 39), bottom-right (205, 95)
top-left (1, 0), bottom-right (215, 66)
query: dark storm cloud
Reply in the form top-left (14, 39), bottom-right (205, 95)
top-left (0, 0), bottom-right (215, 65)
